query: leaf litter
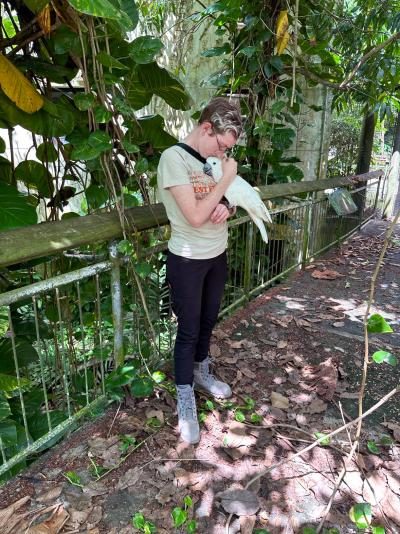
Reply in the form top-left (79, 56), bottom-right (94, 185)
top-left (0, 222), bottom-right (399, 533)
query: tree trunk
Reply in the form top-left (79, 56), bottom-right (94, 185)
top-left (356, 111), bottom-right (376, 174)
top-left (355, 110), bottom-right (376, 215)
top-left (383, 111), bottom-right (400, 218)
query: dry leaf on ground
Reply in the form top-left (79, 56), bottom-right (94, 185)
top-left (27, 504), bottom-right (68, 534)
top-left (303, 397), bottom-right (327, 414)
top-left (218, 488), bottom-right (260, 516)
top-left (115, 466), bottom-right (142, 490)
top-left (311, 269), bottom-right (344, 279)
top-left (382, 421), bottom-right (400, 441)
top-left (300, 357), bottom-right (338, 400)
top-left (271, 391), bottom-right (290, 410)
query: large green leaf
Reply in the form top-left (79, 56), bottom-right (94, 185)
top-left (123, 71), bottom-right (152, 110)
top-left (14, 161), bottom-right (54, 198)
top-left (86, 184), bottom-right (109, 209)
top-left (36, 142), bottom-right (59, 163)
top-left (129, 37), bottom-right (164, 64)
top-left (28, 409), bottom-right (67, 440)
top-left (0, 419), bottom-right (17, 447)
top-left (131, 377), bottom-right (154, 398)
top-left (14, 57), bottom-right (79, 84)
top-left (23, 0), bottom-right (49, 13)
top-left (9, 389), bottom-right (45, 419)
top-left (48, 25), bottom-right (86, 57)
top-left (367, 313), bottom-right (394, 333)
top-left (0, 373), bottom-right (30, 393)
top-left (0, 156), bottom-right (12, 185)
top-left (0, 183), bottom-right (37, 231)
top-left (0, 394), bottom-right (11, 422)
top-left (127, 115), bottom-right (177, 149)
top-left (70, 131), bottom-right (112, 161)
top-left (138, 63), bottom-right (192, 110)
top-left (66, 0), bottom-right (132, 30)
top-left (118, 0), bottom-right (138, 29)
top-left (0, 91), bottom-right (76, 137)
top-left (0, 338), bottom-right (38, 374)
top-left (96, 51), bottom-right (128, 70)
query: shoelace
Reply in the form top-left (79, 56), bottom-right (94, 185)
top-left (178, 388), bottom-right (197, 419)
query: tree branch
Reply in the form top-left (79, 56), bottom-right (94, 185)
top-left (339, 31), bottom-right (400, 89)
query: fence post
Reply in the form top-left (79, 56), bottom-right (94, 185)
top-left (109, 241), bottom-right (125, 368)
top-left (243, 220), bottom-right (255, 299)
top-left (373, 175), bottom-right (382, 215)
top-left (301, 193), bottom-right (314, 269)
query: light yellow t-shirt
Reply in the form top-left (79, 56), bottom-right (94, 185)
top-left (157, 145), bottom-right (228, 259)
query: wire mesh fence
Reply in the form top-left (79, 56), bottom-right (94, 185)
top-left (0, 177), bottom-right (383, 478)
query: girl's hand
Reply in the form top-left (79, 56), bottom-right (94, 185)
top-left (210, 203), bottom-right (230, 224)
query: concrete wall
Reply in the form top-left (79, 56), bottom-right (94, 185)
top-left (286, 83), bottom-right (332, 181)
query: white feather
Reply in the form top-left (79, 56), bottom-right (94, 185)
top-left (207, 157), bottom-right (272, 243)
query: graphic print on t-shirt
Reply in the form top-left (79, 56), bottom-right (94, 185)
top-left (190, 171), bottom-right (216, 200)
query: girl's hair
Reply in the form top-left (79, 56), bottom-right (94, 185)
top-left (199, 97), bottom-right (243, 138)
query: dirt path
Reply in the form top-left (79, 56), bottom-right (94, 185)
top-left (1, 219), bottom-right (399, 534)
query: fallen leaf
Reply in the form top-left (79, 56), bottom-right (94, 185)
top-left (271, 391), bottom-right (289, 410)
top-left (311, 269), bottom-right (344, 279)
top-left (382, 421), bottom-right (400, 441)
top-left (83, 480), bottom-right (109, 497)
top-left (300, 357), bottom-right (338, 400)
top-left (277, 340), bottom-right (288, 349)
top-left (36, 486), bottom-right (63, 503)
top-left (218, 489), bottom-right (260, 516)
top-left (115, 467), bottom-right (142, 490)
top-left (27, 504), bottom-right (68, 534)
top-left (241, 368), bottom-right (256, 379)
top-left (304, 398), bottom-right (327, 414)
top-left (0, 496), bottom-right (31, 534)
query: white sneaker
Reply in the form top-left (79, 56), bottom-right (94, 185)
top-left (194, 357), bottom-right (232, 399)
top-left (176, 384), bottom-right (200, 444)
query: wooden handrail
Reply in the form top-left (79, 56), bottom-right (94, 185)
top-left (0, 170), bottom-right (383, 268)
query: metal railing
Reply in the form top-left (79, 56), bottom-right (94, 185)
top-left (0, 175), bottom-right (384, 478)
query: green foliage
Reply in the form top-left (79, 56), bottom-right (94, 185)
top-left (367, 314), bottom-right (393, 333)
top-left (0, 183), bottom-right (37, 231)
top-left (63, 470), bottom-right (83, 487)
top-left (371, 350), bottom-right (397, 366)
top-left (315, 432), bottom-right (330, 446)
top-left (349, 502), bottom-right (372, 529)
top-left (132, 512), bottom-right (157, 533)
top-left (328, 112), bottom-right (362, 177)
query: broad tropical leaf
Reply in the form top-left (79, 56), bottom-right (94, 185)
top-left (66, 0), bottom-right (132, 30)
top-left (0, 394), bottom-right (11, 422)
top-left (14, 160), bottom-right (54, 198)
top-left (0, 183), bottom-right (37, 231)
top-left (0, 338), bottom-right (39, 374)
top-left (138, 63), bottom-right (191, 110)
top-left (23, 0), bottom-right (49, 13)
top-left (129, 36), bottom-right (164, 64)
top-left (276, 10), bottom-right (289, 55)
top-left (0, 53), bottom-right (44, 113)
top-left (0, 92), bottom-right (76, 137)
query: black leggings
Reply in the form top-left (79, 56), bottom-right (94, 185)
top-left (166, 250), bottom-right (227, 385)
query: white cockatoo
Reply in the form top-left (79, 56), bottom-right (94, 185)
top-left (207, 157), bottom-right (272, 243)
